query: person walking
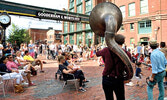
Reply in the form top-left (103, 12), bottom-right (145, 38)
top-left (147, 41), bottom-right (167, 100)
top-left (96, 34), bottom-right (131, 100)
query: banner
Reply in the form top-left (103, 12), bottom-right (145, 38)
top-left (36, 12), bottom-right (81, 22)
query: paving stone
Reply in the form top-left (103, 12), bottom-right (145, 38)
top-left (1, 56), bottom-right (167, 100)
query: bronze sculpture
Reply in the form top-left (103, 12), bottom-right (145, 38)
top-left (89, 2), bottom-right (133, 80)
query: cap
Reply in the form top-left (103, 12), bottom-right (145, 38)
top-left (149, 40), bottom-right (158, 46)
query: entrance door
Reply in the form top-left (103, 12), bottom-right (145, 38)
top-left (140, 37), bottom-right (149, 46)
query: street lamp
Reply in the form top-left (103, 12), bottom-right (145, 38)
top-left (154, 27), bottom-right (160, 41)
top-left (0, 12), bottom-right (11, 47)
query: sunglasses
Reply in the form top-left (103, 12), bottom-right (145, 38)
top-left (9, 57), bottom-right (13, 58)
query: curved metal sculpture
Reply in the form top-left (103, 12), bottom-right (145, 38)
top-left (89, 2), bottom-right (133, 80)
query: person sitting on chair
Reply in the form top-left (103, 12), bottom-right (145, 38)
top-left (58, 55), bottom-right (86, 92)
top-left (15, 51), bottom-right (34, 72)
top-left (0, 56), bottom-right (26, 86)
top-left (23, 50), bottom-right (44, 73)
top-left (6, 55), bottom-right (35, 86)
top-left (62, 52), bottom-right (90, 83)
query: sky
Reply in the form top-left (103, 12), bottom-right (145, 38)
top-left (4, 0), bottom-right (68, 35)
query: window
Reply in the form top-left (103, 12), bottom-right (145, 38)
top-left (70, 8), bottom-right (74, 12)
top-left (120, 24), bottom-right (124, 31)
top-left (146, 20), bottom-right (151, 27)
top-left (139, 20), bottom-right (151, 28)
top-left (77, 23), bottom-right (82, 31)
top-left (140, 0), bottom-right (148, 14)
top-left (130, 38), bottom-right (135, 44)
top-left (70, 22), bottom-right (74, 32)
top-left (85, 11), bottom-right (91, 15)
top-left (85, 0), bottom-right (92, 14)
top-left (130, 23), bottom-right (134, 30)
top-left (86, 23), bottom-right (90, 29)
top-left (138, 20), bottom-right (152, 34)
top-left (120, 6), bottom-right (125, 18)
top-left (77, 4), bottom-right (83, 13)
top-left (70, 0), bottom-right (74, 8)
top-left (64, 22), bottom-right (68, 33)
top-left (128, 3), bottom-right (135, 16)
top-left (77, 0), bottom-right (82, 5)
top-left (140, 22), bottom-right (145, 28)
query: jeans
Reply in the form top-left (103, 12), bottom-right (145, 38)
top-left (102, 76), bottom-right (125, 100)
top-left (74, 70), bottom-right (85, 87)
top-left (147, 71), bottom-right (166, 100)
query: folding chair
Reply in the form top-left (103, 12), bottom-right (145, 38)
top-left (55, 69), bottom-right (63, 80)
top-left (62, 73), bottom-right (79, 91)
top-left (0, 75), bottom-right (5, 97)
top-left (0, 72), bottom-right (16, 93)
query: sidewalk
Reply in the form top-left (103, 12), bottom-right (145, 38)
top-left (0, 58), bottom-right (167, 100)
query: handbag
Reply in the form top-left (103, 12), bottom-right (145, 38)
top-left (30, 67), bottom-right (37, 76)
top-left (14, 84), bottom-right (24, 93)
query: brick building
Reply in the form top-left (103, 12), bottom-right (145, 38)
top-left (28, 28), bottom-right (62, 44)
top-left (47, 29), bottom-right (62, 44)
top-left (62, 0), bottom-right (167, 46)
top-left (115, 0), bottom-right (167, 46)
top-left (62, 0), bottom-right (112, 47)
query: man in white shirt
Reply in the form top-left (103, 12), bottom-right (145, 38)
top-left (0, 43), bottom-right (3, 58)
top-left (49, 42), bottom-right (55, 59)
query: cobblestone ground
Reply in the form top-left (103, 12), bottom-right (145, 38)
top-left (0, 55), bottom-right (167, 100)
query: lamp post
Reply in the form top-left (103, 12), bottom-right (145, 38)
top-left (0, 12), bottom-right (11, 47)
top-left (154, 27), bottom-right (160, 41)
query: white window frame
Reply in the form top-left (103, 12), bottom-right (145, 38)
top-left (120, 6), bottom-right (125, 18)
top-left (128, 3), bottom-right (135, 17)
top-left (140, 0), bottom-right (148, 14)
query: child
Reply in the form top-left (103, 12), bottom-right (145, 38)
top-left (135, 62), bottom-right (143, 86)
top-left (139, 54), bottom-right (144, 63)
top-left (132, 53), bottom-right (137, 63)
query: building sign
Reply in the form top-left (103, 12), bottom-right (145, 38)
top-left (36, 12), bottom-right (81, 22)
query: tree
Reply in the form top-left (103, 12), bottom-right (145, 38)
top-left (7, 23), bottom-right (31, 47)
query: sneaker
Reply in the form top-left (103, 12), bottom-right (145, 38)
top-left (84, 80), bottom-right (90, 83)
top-left (78, 88), bottom-right (86, 92)
top-left (82, 84), bottom-right (86, 88)
top-left (28, 83), bottom-right (36, 86)
top-left (40, 70), bottom-right (45, 73)
top-left (21, 82), bottom-right (29, 86)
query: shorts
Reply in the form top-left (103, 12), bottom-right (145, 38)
top-left (31, 61), bottom-right (36, 66)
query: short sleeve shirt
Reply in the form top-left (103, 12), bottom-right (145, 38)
top-left (28, 44), bottom-right (34, 53)
top-left (23, 55), bottom-right (34, 61)
top-left (96, 47), bottom-right (131, 78)
top-left (137, 46), bottom-right (142, 53)
top-left (59, 64), bottom-right (69, 81)
top-left (63, 60), bottom-right (69, 66)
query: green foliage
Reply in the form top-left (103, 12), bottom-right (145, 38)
top-left (7, 23), bottom-right (31, 46)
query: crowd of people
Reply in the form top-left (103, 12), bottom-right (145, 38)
top-left (0, 34), bottom-right (167, 99)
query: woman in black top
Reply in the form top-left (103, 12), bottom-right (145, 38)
top-left (58, 55), bottom-right (86, 92)
top-left (0, 56), bottom-right (11, 75)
